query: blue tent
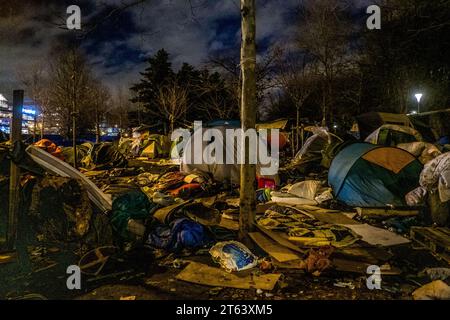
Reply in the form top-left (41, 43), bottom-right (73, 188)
top-left (328, 143), bottom-right (422, 207)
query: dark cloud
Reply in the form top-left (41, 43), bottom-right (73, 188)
top-left (0, 0), bottom-right (369, 97)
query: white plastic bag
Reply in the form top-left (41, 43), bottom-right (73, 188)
top-left (405, 186), bottom-right (427, 206)
top-left (209, 241), bottom-right (258, 272)
top-left (287, 180), bottom-right (322, 200)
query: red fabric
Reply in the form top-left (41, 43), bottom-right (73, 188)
top-left (257, 177), bottom-right (276, 189)
top-left (168, 183), bottom-right (202, 199)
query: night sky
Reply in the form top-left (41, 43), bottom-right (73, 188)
top-left (0, 0), bottom-right (371, 99)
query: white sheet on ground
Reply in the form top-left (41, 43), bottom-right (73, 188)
top-left (338, 223), bottom-right (410, 246)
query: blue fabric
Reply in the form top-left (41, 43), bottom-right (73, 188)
top-left (147, 218), bottom-right (211, 252)
top-left (438, 136), bottom-right (450, 145)
top-left (205, 120), bottom-right (240, 128)
top-left (338, 169), bottom-right (402, 207)
top-left (256, 188), bottom-right (272, 203)
top-left (328, 143), bottom-right (380, 195)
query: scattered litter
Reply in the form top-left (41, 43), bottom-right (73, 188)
top-left (419, 268), bottom-right (450, 281)
top-left (209, 287), bottom-right (224, 296)
top-left (315, 188), bottom-right (334, 204)
top-left (176, 261), bottom-right (281, 290)
top-left (333, 281), bottom-right (355, 290)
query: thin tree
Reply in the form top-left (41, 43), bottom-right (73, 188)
top-left (239, 0), bottom-right (257, 240)
top-left (16, 62), bottom-right (51, 140)
top-left (156, 81), bottom-right (189, 133)
top-left (47, 48), bottom-right (92, 167)
top-left (296, 0), bottom-right (353, 125)
top-left (276, 52), bottom-right (318, 151)
top-left (88, 82), bottom-right (111, 143)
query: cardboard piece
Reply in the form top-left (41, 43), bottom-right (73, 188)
top-left (307, 211), bottom-right (360, 225)
top-left (255, 224), bottom-right (305, 254)
top-left (339, 223), bottom-right (410, 247)
top-left (249, 232), bottom-right (301, 262)
top-left (176, 261), bottom-right (281, 290)
top-left (356, 207), bottom-right (419, 218)
top-left (332, 258), bottom-right (401, 275)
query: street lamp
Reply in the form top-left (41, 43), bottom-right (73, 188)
top-left (415, 93), bottom-right (423, 114)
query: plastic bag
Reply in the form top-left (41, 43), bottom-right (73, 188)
top-left (209, 241), bottom-right (258, 272)
top-left (287, 180), bottom-right (322, 200)
top-left (405, 186), bottom-right (427, 206)
top-left (315, 188), bottom-right (334, 204)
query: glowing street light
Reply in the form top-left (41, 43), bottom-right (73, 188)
top-left (415, 93), bottom-right (423, 114)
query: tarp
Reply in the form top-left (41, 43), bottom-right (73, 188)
top-left (357, 112), bottom-right (413, 140)
top-left (256, 119), bottom-right (288, 130)
top-left (26, 145), bottom-right (112, 213)
top-left (329, 143), bottom-right (422, 207)
top-left (365, 124), bottom-right (423, 146)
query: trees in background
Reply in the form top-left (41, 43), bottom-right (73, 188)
top-left (48, 48), bottom-right (93, 140)
top-left (18, 48), bottom-right (118, 143)
top-left (16, 0), bottom-right (449, 140)
top-left (296, 0), bottom-right (355, 125)
top-left (360, 0), bottom-right (450, 114)
top-left (17, 61), bottom-right (51, 139)
top-left (87, 81), bottom-right (111, 143)
top-left (156, 81), bottom-right (190, 133)
top-left (109, 85), bottom-right (133, 136)
top-left (264, 0), bottom-right (449, 132)
top-left (275, 51), bottom-right (319, 150)
top-left (130, 49), bottom-right (237, 133)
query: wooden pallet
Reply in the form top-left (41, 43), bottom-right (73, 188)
top-left (410, 227), bottom-right (450, 264)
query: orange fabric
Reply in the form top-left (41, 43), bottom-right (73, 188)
top-left (34, 139), bottom-right (64, 160)
top-left (362, 148), bottom-right (415, 173)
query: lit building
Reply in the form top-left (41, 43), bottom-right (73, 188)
top-left (0, 94), bottom-right (38, 135)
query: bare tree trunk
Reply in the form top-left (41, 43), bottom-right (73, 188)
top-left (95, 105), bottom-right (100, 143)
top-left (40, 115), bottom-right (44, 140)
top-left (239, 0), bottom-right (257, 240)
top-left (296, 106), bottom-right (300, 152)
top-left (33, 113), bottom-right (37, 143)
top-left (71, 69), bottom-right (78, 169)
top-left (321, 82), bottom-right (327, 126)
